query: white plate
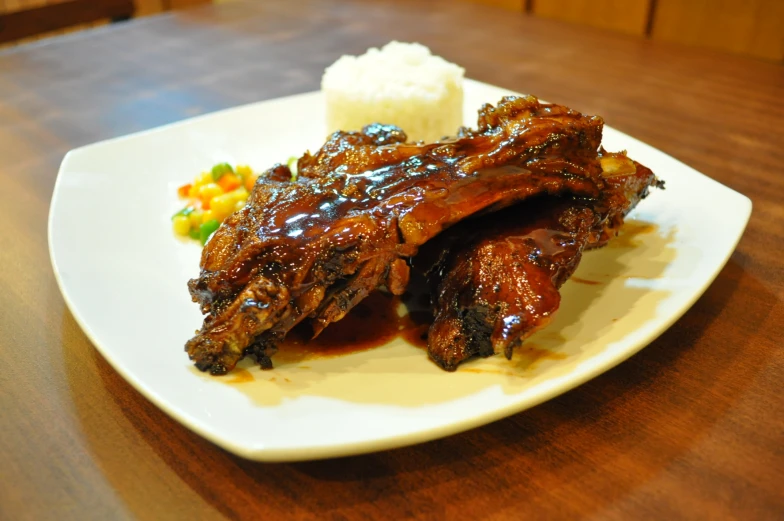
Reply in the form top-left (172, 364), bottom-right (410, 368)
top-left (49, 79), bottom-right (751, 461)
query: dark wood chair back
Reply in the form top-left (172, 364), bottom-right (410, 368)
top-left (0, 0), bottom-right (135, 44)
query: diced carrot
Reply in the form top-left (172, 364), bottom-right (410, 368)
top-left (217, 173), bottom-right (242, 193)
top-left (177, 183), bottom-right (192, 198)
top-left (244, 171), bottom-right (259, 191)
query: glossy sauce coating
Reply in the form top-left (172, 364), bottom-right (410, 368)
top-left (422, 155), bottom-right (660, 370)
top-left (421, 198), bottom-right (596, 370)
top-left (185, 96), bottom-right (617, 375)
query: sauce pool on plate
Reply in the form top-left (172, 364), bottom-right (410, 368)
top-left (273, 288), bottom-right (432, 363)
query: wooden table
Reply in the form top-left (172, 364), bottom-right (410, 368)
top-left (1, 0), bottom-right (782, 519)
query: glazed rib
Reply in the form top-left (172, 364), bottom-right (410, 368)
top-left (422, 156), bottom-right (661, 370)
top-left (185, 95), bottom-right (614, 374)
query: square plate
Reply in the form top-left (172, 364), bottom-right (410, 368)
top-left (49, 79), bottom-right (751, 461)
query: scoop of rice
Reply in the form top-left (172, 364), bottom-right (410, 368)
top-left (321, 41), bottom-right (465, 143)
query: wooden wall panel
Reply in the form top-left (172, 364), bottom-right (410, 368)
top-left (133, 0), bottom-right (165, 17)
top-left (135, 0), bottom-right (211, 17)
top-left (651, 0), bottom-right (784, 61)
top-left (0, 0), bottom-right (69, 13)
top-left (1, 0), bottom-right (210, 17)
top-left (0, 0), bottom-right (134, 43)
top-left (463, 0), bottom-right (523, 11)
top-left (0, 0), bottom-right (211, 45)
top-left (169, 0), bottom-right (211, 8)
top-left (532, 0), bottom-right (651, 36)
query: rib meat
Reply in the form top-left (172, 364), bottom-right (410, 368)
top-left (186, 95), bottom-right (630, 374)
top-left (421, 155), bottom-right (661, 370)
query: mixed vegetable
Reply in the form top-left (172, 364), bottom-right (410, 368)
top-left (173, 159), bottom-right (299, 245)
top-left (172, 163), bottom-right (259, 245)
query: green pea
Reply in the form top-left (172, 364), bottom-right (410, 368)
top-left (171, 206), bottom-right (194, 220)
top-left (199, 219), bottom-right (220, 245)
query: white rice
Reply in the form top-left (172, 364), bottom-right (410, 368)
top-left (321, 41), bottom-right (465, 143)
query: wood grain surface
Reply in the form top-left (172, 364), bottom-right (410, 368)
top-left (532, 0), bottom-right (651, 36)
top-left (651, 0), bottom-right (784, 61)
top-left (0, 0), bottom-right (782, 519)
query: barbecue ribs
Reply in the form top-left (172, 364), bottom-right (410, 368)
top-left (185, 95), bottom-right (657, 374)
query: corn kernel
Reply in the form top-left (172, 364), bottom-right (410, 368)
top-left (198, 183), bottom-right (223, 207)
top-left (194, 171), bottom-right (213, 187)
top-left (235, 165), bottom-right (253, 179)
top-left (203, 209), bottom-right (216, 224)
top-left (189, 209), bottom-right (203, 229)
top-left (172, 215), bottom-right (191, 236)
top-left (231, 187), bottom-right (248, 202)
top-left (233, 200), bottom-right (246, 212)
top-left (210, 193), bottom-right (237, 220)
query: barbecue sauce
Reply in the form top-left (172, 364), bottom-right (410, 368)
top-left (571, 277), bottom-right (602, 285)
top-left (275, 289), bottom-right (432, 361)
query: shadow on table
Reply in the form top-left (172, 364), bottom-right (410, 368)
top-left (64, 258), bottom-right (780, 519)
